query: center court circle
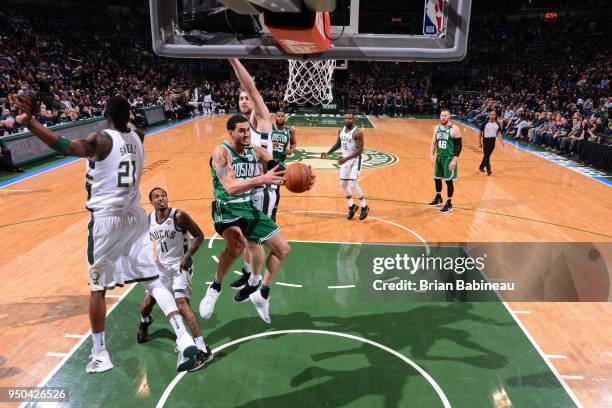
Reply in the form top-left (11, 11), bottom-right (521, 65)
top-left (156, 330), bottom-right (450, 408)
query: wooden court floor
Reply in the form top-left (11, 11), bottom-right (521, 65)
top-left (0, 116), bottom-right (610, 407)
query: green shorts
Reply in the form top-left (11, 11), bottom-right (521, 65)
top-left (434, 156), bottom-right (458, 180)
top-left (212, 200), bottom-right (280, 245)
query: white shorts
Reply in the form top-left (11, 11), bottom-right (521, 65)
top-left (157, 262), bottom-right (193, 299)
top-left (251, 185), bottom-right (280, 220)
top-left (87, 209), bottom-right (158, 291)
top-left (339, 156), bottom-right (362, 181)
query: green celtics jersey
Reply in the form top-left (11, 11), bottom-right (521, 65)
top-left (435, 124), bottom-right (455, 157)
top-left (271, 124), bottom-right (291, 164)
top-left (211, 141), bottom-right (257, 204)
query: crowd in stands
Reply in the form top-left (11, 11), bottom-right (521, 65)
top-left (0, 5), bottom-right (610, 170)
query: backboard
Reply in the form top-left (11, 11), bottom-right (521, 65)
top-left (150, 0), bottom-right (472, 62)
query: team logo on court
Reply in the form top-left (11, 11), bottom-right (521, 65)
top-left (286, 146), bottom-right (398, 170)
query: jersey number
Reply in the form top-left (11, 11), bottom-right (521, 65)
top-left (117, 160), bottom-right (136, 188)
top-left (437, 140), bottom-right (447, 149)
top-left (160, 241), bottom-right (168, 253)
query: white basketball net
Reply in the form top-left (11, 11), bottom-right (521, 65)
top-left (284, 59), bottom-right (336, 105)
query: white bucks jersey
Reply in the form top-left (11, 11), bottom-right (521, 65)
top-left (340, 126), bottom-right (360, 157)
top-left (149, 208), bottom-right (188, 267)
top-left (249, 122), bottom-right (273, 176)
top-left (86, 129), bottom-right (144, 215)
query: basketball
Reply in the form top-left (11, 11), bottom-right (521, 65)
top-left (283, 163), bottom-right (313, 193)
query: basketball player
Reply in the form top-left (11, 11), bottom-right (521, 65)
top-left (199, 115), bottom-right (310, 323)
top-left (269, 110), bottom-right (297, 217)
top-left (321, 112), bottom-right (369, 220)
top-left (226, 58), bottom-right (276, 304)
top-left (136, 187), bottom-right (212, 370)
top-left (14, 94), bottom-right (199, 373)
top-left (428, 109), bottom-right (462, 214)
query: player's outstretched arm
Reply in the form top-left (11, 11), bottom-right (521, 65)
top-left (228, 58), bottom-right (270, 131)
top-left (321, 130), bottom-right (341, 158)
top-left (213, 146), bottom-right (283, 195)
top-left (175, 210), bottom-right (204, 270)
top-left (15, 95), bottom-right (111, 160)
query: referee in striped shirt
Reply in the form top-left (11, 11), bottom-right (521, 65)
top-left (479, 111), bottom-right (505, 175)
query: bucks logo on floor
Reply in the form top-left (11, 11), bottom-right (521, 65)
top-left (287, 146), bottom-right (398, 171)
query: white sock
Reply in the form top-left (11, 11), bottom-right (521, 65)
top-left (359, 197), bottom-right (367, 207)
top-left (169, 314), bottom-right (188, 339)
top-left (248, 274), bottom-right (262, 287)
top-left (347, 198), bottom-right (355, 207)
top-left (243, 263), bottom-right (252, 274)
top-left (92, 331), bottom-right (105, 355)
top-left (194, 336), bottom-right (208, 352)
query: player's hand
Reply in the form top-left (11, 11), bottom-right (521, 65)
top-left (320, 152), bottom-right (328, 159)
top-left (262, 165), bottom-right (285, 185)
top-left (430, 154), bottom-right (436, 163)
top-left (479, 141), bottom-right (483, 149)
top-left (287, 148), bottom-right (294, 156)
top-left (338, 156), bottom-right (348, 165)
top-left (15, 94), bottom-right (39, 125)
top-left (448, 158), bottom-right (457, 170)
top-left (180, 256), bottom-right (193, 271)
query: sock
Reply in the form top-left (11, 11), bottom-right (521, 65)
top-left (260, 284), bottom-right (270, 299)
top-left (169, 314), bottom-right (188, 339)
top-left (92, 331), bottom-right (105, 355)
top-left (243, 263), bottom-right (252, 274)
top-left (140, 315), bottom-right (150, 324)
top-left (347, 198), bottom-right (355, 207)
top-left (194, 336), bottom-right (208, 353)
top-left (248, 274), bottom-right (262, 287)
top-left (359, 197), bottom-right (367, 207)
top-left (211, 281), bottom-right (222, 292)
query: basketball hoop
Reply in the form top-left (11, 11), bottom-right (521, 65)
top-left (284, 59), bottom-right (336, 106)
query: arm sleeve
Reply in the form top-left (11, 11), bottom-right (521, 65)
top-left (453, 138), bottom-right (462, 157)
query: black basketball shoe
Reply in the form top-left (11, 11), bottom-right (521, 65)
top-left (440, 201), bottom-right (453, 214)
top-left (428, 196), bottom-right (443, 207)
top-left (230, 268), bottom-right (251, 291)
top-left (347, 204), bottom-right (359, 220)
top-left (359, 205), bottom-right (369, 220)
top-left (136, 316), bottom-right (153, 344)
top-left (233, 281), bottom-right (261, 303)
